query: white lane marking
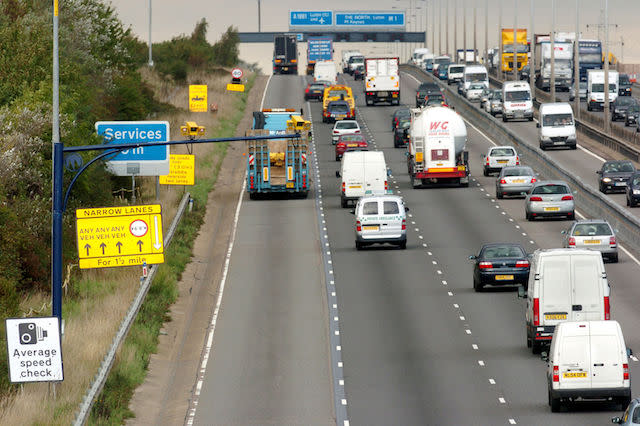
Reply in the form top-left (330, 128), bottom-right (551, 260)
top-left (259, 74), bottom-right (273, 109)
top-left (489, 378), bottom-right (496, 384)
top-left (499, 397), bottom-right (506, 404)
top-left (448, 291), bottom-right (454, 296)
top-left (478, 360), bottom-right (485, 366)
top-left (578, 144), bottom-right (606, 162)
top-left (341, 399), bottom-right (347, 405)
top-left (465, 329), bottom-right (472, 334)
top-left (631, 355), bottom-right (639, 362)
top-left (509, 419), bottom-right (517, 425)
top-left (437, 270), bottom-right (442, 274)
top-left (576, 209), bottom-right (640, 267)
top-left (442, 280), bottom-right (448, 285)
top-left (339, 379), bottom-right (344, 386)
top-left (472, 344), bottom-right (479, 350)
top-left (453, 303), bottom-right (459, 308)
top-left (427, 251), bottom-right (432, 255)
top-left (459, 316), bottom-right (465, 321)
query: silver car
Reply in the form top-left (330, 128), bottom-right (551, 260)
top-left (466, 83), bottom-right (486, 102)
top-left (352, 194), bottom-right (408, 250)
top-left (562, 219), bottom-right (618, 263)
top-left (483, 146), bottom-right (520, 176)
top-left (495, 166), bottom-right (537, 198)
top-left (525, 181), bottom-right (575, 221)
top-left (485, 90), bottom-right (503, 116)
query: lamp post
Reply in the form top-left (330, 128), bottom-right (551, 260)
top-left (551, 0), bottom-right (556, 99)
top-left (498, 0), bottom-right (503, 79)
top-left (148, 0), bottom-right (153, 67)
top-left (454, 0), bottom-right (458, 61)
top-left (530, 0), bottom-right (536, 101)
top-left (446, 0), bottom-right (450, 57)
top-left (463, 0), bottom-right (467, 64)
top-left (574, 0), bottom-right (580, 117)
top-left (258, 0), bottom-right (261, 32)
top-left (52, 0), bottom-right (62, 322)
top-left (513, 0), bottom-right (518, 81)
top-left (604, 0), bottom-right (610, 133)
top-left (485, 0), bottom-right (488, 65)
top-left (473, 0), bottom-right (477, 63)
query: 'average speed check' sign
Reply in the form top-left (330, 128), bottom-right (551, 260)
top-left (6, 317), bottom-right (63, 383)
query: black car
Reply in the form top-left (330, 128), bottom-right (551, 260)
top-left (626, 172), bottom-right (640, 207)
top-left (391, 107), bottom-right (411, 131)
top-left (623, 104), bottom-right (640, 127)
top-left (469, 243), bottom-right (530, 292)
top-left (519, 64), bottom-right (530, 81)
top-left (393, 120), bottom-right (410, 147)
top-left (597, 160), bottom-right (637, 193)
top-left (353, 64), bottom-right (365, 80)
top-left (416, 82), bottom-right (442, 107)
top-left (304, 82), bottom-right (328, 101)
top-left (619, 73), bottom-right (633, 96)
top-left (611, 96), bottom-right (638, 122)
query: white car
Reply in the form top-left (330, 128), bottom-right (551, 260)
top-left (466, 83), bottom-right (486, 102)
top-left (332, 120), bottom-right (361, 144)
top-left (483, 146), bottom-right (520, 176)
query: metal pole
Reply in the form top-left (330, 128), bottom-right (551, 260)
top-left (463, 0), bottom-right (467, 64)
top-left (574, 0), bottom-right (580, 117)
top-left (604, 0), bottom-right (610, 133)
top-left (425, 0), bottom-right (429, 50)
top-left (132, 176), bottom-right (137, 204)
top-left (51, 0), bottom-right (63, 322)
top-left (530, 0), bottom-right (536, 100)
top-left (499, 0), bottom-right (503, 79)
top-left (446, 0), bottom-right (450, 57)
top-left (473, 0), bottom-right (477, 63)
top-left (454, 0), bottom-right (458, 61)
top-left (485, 0), bottom-right (488, 65)
top-left (513, 0), bottom-right (517, 81)
top-left (258, 0), bottom-right (261, 32)
top-left (551, 0), bottom-right (556, 99)
top-left (432, 0), bottom-right (436, 53)
top-left (438, 0), bottom-right (442, 54)
top-left (148, 0), bottom-right (153, 67)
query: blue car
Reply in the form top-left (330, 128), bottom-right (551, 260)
top-left (469, 243), bottom-right (530, 292)
top-left (438, 65), bottom-right (449, 80)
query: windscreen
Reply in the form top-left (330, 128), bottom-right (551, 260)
top-left (543, 113), bottom-right (574, 127)
top-left (435, 58), bottom-right (450, 64)
top-left (616, 97), bottom-right (636, 106)
top-left (620, 74), bottom-right (630, 84)
top-left (337, 121), bottom-right (358, 129)
top-left (580, 53), bottom-right (601, 63)
top-left (449, 66), bottom-right (465, 73)
top-left (572, 223), bottom-right (613, 236)
top-left (466, 72), bottom-right (487, 82)
top-left (505, 90), bottom-right (531, 101)
top-left (532, 184), bottom-right (570, 195)
top-left (603, 162), bottom-right (635, 173)
top-left (490, 147), bottom-right (515, 157)
top-left (591, 84), bottom-right (617, 93)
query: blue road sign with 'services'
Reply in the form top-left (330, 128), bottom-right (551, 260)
top-left (95, 121), bottom-right (170, 176)
top-left (335, 12), bottom-right (405, 27)
top-left (289, 10), bottom-right (333, 27)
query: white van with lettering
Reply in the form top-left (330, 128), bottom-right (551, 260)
top-left (502, 81), bottom-right (533, 122)
top-left (352, 194), bottom-right (408, 250)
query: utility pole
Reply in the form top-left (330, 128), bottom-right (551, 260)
top-left (498, 0), bottom-right (503, 79)
top-left (485, 0), bottom-right (488, 65)
top-left (513, 0), bottom-right (518, 81)
top-left (52, 0), bottom-right (63, 322)
top-left (604, 0), bottom-right (610, 133)
top-left (148, 0), bottom-right (153, 67)
top-left (438, 0), bottom-right (442, 55)
top-left (550, 0), bottom-right (556, 99)
top-left (454, 0), bottom-right (458, 61)
top-left (258, 0), bottom-right (261, 32)
top-left (574, 0), bottom-right (580, 118)
top-left (474, 0), bottom-right (477, 63)
top-left (432, 0), bottom-right (436, 53)
top-left (446, 0), bottom-right (450, 57)
top-left (463, 0), bottom-right (467, 64)
top-left (530, 0), bottom-right (535, 100)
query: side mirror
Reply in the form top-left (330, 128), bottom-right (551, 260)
top-left (404, 152), bottom-right (410, 157)
top-left (404, 207), bottom-right (410, 212)
top-left (536, 122), bottom-right (540, 128)
top-left (349, 209), bottom-right (355, 214)
top-left (596, 170), bottom-right (602, 174)
top-left (387, 168), bottom-right (392, 177)
top-left (468, 255), bottom-right (477, 260)
top-left (627, 348), bottom-right (633, 357)
top-left (561, 230), bottom-right (567, 235)
top-left (517, 285), bottom-right (527, 299)
top-left (612, 417), bottom-right (622, 424)
top-left (335, 171), bottom-right (341, 178)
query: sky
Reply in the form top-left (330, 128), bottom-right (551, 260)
top-left (106, 0), bottom-right (640, 70)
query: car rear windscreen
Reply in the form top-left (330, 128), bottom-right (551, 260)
top-left (532, 184), bottom-right (569, 194)
top-left (573, 223), bottom-right (613, 236)
top-left (504, 167), bottom-right (533, 177)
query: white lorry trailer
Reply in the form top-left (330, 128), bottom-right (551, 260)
top-left (587, 69), bottom-right (619, 111)
top-left (365, 57), bottom-right (400, 106)
top-left (406, 106), bottom-right (469, 188)
top-left (535, 41), bottom-right (574, 91)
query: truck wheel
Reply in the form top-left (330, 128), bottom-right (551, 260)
top-left (356, 241), bottom-right (363, 251)
top-left (341, 198), bottom-right (348, 208)
top-left (483, 167), bottom-right (489, 177)
top-left (398, 241), bottom-right (407, 250)
top-left (532, 341), bottom-right (542, 355)
top-left (496, 191), bottom-right (504, 199)
top-left (502, 115), bottom-right (507, 122)
top-left (249, 192), bottom-right (259, 200)
top-left (549, 390), bottom-right (561, 413)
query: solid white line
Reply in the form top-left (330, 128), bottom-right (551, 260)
top-left (577, 144), bottom-right (606, 162)
top-left (260, 74), bottom-right (273, 109)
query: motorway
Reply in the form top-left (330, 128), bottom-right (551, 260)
top-left (189, 70), bottom-right (640, 425)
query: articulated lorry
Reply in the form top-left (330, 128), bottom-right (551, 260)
top-left (407, 106), bottom-right (469, 188)
top-left (246, 109), bottom-right (310, 198)
top-left (273, 34), bottom-right (298, 75)
top-left (501, 28), bottom-right (528, 73)
top-left (365, 57), bottom-right (400, 105)
top-left (306, 37), bottom-right (333, 75)
top-left (535, 41), bottom-right (574, 91)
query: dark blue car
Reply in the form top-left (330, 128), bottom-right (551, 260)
top-left (469, 243), bottom-right (530, 292)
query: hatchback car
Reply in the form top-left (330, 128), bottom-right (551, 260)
top-left (352, 194), bottom-right (408, 250)
top-left (561, 219), bottom-right (618, 263)
top-left (483, 146), bottom-right (520, 176)
top-left (624, 104), bottom-right (640, 127)
top-left (332, 120), bottom-right (361, 144)
top-left (597, 160), bottom-right (637, 193)
top-left (353, 64), bottom-right (365, 80)
top-left (484, 90), bottom-right (503, 116)
top-left (626, 172), bottom-right (640, 207)
top-left (525, 181), bottom-right (575, 221)
top-left (495, 166), bottom-right (537, 198)
top-left (611, 96), bottom-right (638, 122)
top-left (335, 134), bottom-right (368, 161)
top-left (394, 120), bottom-right (411, 148)
top-left (391, 107), bottom-right (411, 131)
top-left (466, 83), bottom-right (486, 102)
top-left (326, 100), bottom-right (350, 123)
top-left (568, 81), bottom-right (587, 102)
top-left (416, 82), bottom-right (442, 107)
top-left (469, 243), bottom-right (530, 292)
top-left (304, 82), bottom-right (329, 101)
top-left (437, 64), bottom-right (449, 80)
top-left (612, 397), bottom-right (640, 425)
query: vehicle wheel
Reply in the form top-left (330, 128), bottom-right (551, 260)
top-left (549, 389), bottom-right (561, 412)
top-left (618, 396), bottom-right (632, 411)
top-left (473, 277), bottom-right (484, 292)
top-left (630, 198), bottom-right (637, 207)
top-left (526, 211), bottom-right (533, 221)
top-left (587, 104), bottom-right (592, 111)
top-left (625, 121), bottom-right (629, 127)
top-left (610, 254), bottom-right (619, 263)
top-left (571, 144), bottom-right (577, 150)
top-left (502, 115), bottom-right (507, 122)
top-left (529, 117), bottom-right (534, 121)
top-left (249, 192), bottom-right (259, 200)
top-left (335, 156), bottom-right (340, 161)
top-left (540, 142), bottom-right (546, 150)
top-left (483, 167), bottom-right (489, 177)
top-left (398, 241), bottom-right (407, 250)
top-left (356, 241), bottom-right (363, 251)
top-left (341, 198), bottom-right (348, 208)
top-left (627, 197), bottom-right (631, 206)
top-left (496, 191), bottom-right (504, 199)
top-left (532, 341), bottom-right (542, 355)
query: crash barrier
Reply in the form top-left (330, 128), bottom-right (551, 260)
top-left (401, 64), bottom-right (640, 255)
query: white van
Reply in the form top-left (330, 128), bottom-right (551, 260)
top-left (352, 194), bottom-right (408, 250)
top-left (411, 48), bottom-right (431, 66)
top-left (447, 64), bottom-right (466, 85)
top-left (547, 320), bottom-right (631, 412)
top-left (538, 103), bottom-right (577, 150)
top-left (341, 51), bottom-right (361, 73)
top-left (462, 64), bottom-right (488, 92)
top-left (338, 151), bottom-right (388, 208)
top-left (502, 81), bottom-right (533, 122)
top-left (314, 60), bottom-right (337, 84)
top-left (522, 248), bottom-right (610, 354)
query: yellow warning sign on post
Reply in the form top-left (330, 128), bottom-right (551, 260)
top-left (189, 85), bottom-right (208, 112)
top-left (226, 83), bottom-right (245, 92)
top-left (75, 205), bottom-right (164, 269)
top-left (159, 154), bottom-right (195, 185)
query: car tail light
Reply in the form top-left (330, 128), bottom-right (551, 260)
top-left (609, 236), bottom-right (616, 245)
top-left (479, 261), bottom-right (493, 269)
top-left (500, 179), bottom-right (507, 184)
top-left (516, 260), bottom-right (529, 268)
top-left (394, 117), bottom-right (399, 127)
top-left (623, 363), bottom-right (629, 380)
top-left (529, 196), bottom-right (543, 201)
top-left (516, 156), bottom-right (520, 165)
top-left (333, 130), bottom-right (339, 134)
top-left (485, 157), bottom-right (490, 166)
top-left (531, 177), bottom-right (537, 183)
top-left (533, 297), bottom-right (540, 325)
top-left (356, 220), bottom-right (362, 232)
top-left (342, 182), bottom-right (345, 193)
top-left (553, 365), bottom-right (559, 382)
top-left (384, 180), bottom-right (388, 190)
top-left (561, 195), bottom-right (573, 201)
top-left (305, 87), bottom-right (309, 93)
top-left (604, 296), bottom-right (610, 320)
top-left (402, 219), bottom-right (406, 230)
top-left (568, 237), bottom-right (576, 246)
top-left (355, 130), bottom-right (360, 133)
top-left (337, 142), bottom-right (345, 148)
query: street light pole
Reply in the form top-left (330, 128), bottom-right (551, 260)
top-left (499, 0), bottom-right (503, 79)
top-left (432, 0), bottom-right (436, 53)
top-left (258, 0), bottom-right (261, 32)
top-left (454, 0), bottom-right (458, 61)
top-left (474, 0), bottom-right (477, 63)
top-left (52, 0), bottom-right (63, 322)
top-left (574, 0), bottom-right (580, 117)
top-left (513, 0), bottom-right (518, 81)
top-left (463, 0), bottom-right (467, 64)
top-left (148, 0), bottom-right (153, 67)
top-left (604, 0), bottom-right (610, 133)
top-left (485, 0), bottom-right (488, 65)
top-left (530, 0), bottom-right (535, 100)
top-left (438, 0), bottom-right (442, 55)
top-left (446, 0), bottom-right (450, 57)
top-left (551, 0), bottom-right (556, 99)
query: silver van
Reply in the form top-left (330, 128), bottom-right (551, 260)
top-left (352, 194), bottom-right (408, 250)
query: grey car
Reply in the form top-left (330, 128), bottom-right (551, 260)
top-left (612, 398), bottom-right (640, 425)
top-left (525, 181), bottom-right (575, 221)
top-left (484, 90), bottom-right (503, 116)
top-left (562, 219), bottom-right (618, 263)
top-left (496, 166), bottom-right (537, 198)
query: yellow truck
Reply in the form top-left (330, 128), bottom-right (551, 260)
top-left (501, 29), bottom-right (528, 72)
top-left (322, 85), bottom-right (355, 122)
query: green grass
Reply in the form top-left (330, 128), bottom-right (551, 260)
top-left (87, 74), bottom-right (255, 425)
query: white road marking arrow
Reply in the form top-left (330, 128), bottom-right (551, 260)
top-left (154, 216), bottom-right (162, 249)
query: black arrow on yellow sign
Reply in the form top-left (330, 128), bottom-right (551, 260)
top-left (84, 244), bottom-right (91, 256)
top-left (137, 240), bottom-right (144, 252)
top-left (116, 241), bottom-right (123, 254)
top-left (100, 242), bottom-right (106, 255)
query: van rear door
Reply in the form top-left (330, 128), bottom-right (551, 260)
top-left (558, 333), bottom-right (591, 390)
top-left (541, 255), bottom-right (572, 325)
top-left (343, 154), bottom-right (365, 198)
top-left (571, 255), bottom-right (604, 321)
top-left (364, 157), bottom-right (386, 193)
top-left (590, 333), bottom-right (624, 389)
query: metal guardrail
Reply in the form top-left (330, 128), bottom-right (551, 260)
top-left (487, 74), bottom-right (640, 163)
top-left (401, 64), bottom-right (640, 255)
top-left (73, 192), bottom-right (192, 426)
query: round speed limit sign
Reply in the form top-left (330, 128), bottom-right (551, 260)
top-left (231, 68), bottom-right (243, 79)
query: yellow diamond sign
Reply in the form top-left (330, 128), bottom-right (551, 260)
top-left (75, 205), bottom-right (164, 269)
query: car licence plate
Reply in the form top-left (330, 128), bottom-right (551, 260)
top-left (615, 181), bottom-right (626, 186)
top-left (495, 275), bottom-right (514, 280)
top-left (512, 179), bottom-right (525, 183)
top-left (563, 372), bottom-right (587, 378)
top-left (553, 141), bottom-right (565, 145)
top-left (286, 182), bottom-right (294, 188)
top-left (362, 225), bottom-right (379, 231)
top-left (336, 114), bottom-right (346, 119)
top-left (545, 313), bottom-right (567, 320)
top-left (347, 144), bottom-right (359, 147)
top-left (378, 91), bottom-right (388, 97)
top-left (544, 207), bottom-right (560, 212)
top-left (349, 185), bottom-right (362, 189)
top-left (497, 160), bottom-right (508, 163)
top-left (584, 239), bottom-right (601, 244)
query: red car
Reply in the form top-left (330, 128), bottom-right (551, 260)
top-left (335, 134), bottom-right (368, 161)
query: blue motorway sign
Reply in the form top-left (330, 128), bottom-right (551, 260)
top-left (95, 121), bottom-right (170, 176)
top-left (289, 11), bottom-right (333, 27)
top-left (335, 12), bottom-right (405, 27)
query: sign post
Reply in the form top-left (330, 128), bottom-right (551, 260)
top-left (227, 68), bottom-right (245, 92)
top-left (6, 317), bottom-right (63, 383)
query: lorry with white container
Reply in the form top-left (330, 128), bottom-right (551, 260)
top-left (406, 106), bottom-right (469, 188)
top-left (535, 41), bottom-right (574, 91)
top-left (411, 48), bottom-right (431, 66)
top-left (365, 57), bottom-right (400, 105)
top-left (587, 69), bottom-right (619, 111)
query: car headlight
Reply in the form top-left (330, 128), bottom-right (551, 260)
top-left (603, 177), bottom-right (612, 183)
top-left (634, 189), bottom-right (640, 195)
